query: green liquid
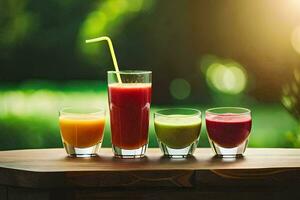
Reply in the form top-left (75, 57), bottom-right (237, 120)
top-left (154, 115), bottom-right (201, 149)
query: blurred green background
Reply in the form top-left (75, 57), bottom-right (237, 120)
top-left (1, 0), bottom-right (300, 150)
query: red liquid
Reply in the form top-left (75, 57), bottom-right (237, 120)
top-left (108, 83), bottom-right (152, 149)
top-left (206, 114), bottom-right (252, 148)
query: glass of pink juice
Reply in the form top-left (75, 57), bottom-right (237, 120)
top-left (205, 107), bottom-right (252, 158)
top-left (108, 70), bottom-right (152, 158)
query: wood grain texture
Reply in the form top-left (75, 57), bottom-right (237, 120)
top-left (0, 148), bottom-right (300, 189)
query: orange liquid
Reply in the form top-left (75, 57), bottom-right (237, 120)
top-left (59, 117), bottom-right (105, 148)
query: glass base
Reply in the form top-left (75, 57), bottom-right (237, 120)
top-left (158, 140), bottom-right (198, 158)
top-left (112, 144), bottom-right (147, 159)
top-left (209, 139), bottom-right (248, 158)
top-left (63, 141), bottom-right (102, 158)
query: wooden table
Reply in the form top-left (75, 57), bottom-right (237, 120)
top-left (0, 148), bottom-right (300, 200)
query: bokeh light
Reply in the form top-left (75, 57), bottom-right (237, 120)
top-left (78, 0), bottom-right (155, 63)
top-left (291, 26), bottom-right (300, 55)
top-left (169, 78), bottom-right (191, 100)
top-left (201, 56), bottom-right (248, 94)
top-left (199, 54), bottom-right (219, 73)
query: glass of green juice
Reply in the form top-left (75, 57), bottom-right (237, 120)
top-left (154, 108), bottom-right (202, 158)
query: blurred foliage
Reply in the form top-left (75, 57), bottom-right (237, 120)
top-left (285, 128), bottom-right (300, 147)
top-left (1, 0), bottom-right (299, 104)
top-left (0, 0), bottom-right (34, 48)
top-left (281, 69), bottom-right (300, 147)
top-left (78, 0), bottom-right (155, 64)
top-left (282, 69), bottom-right (300, 120)
top-left (1, 1), bottom-right (300, 149)
top-left (0, 81), bottom-right (298, 150)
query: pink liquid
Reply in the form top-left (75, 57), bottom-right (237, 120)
top-left (206, 114), bottom-right (252, 148)
top-left (108, 83), bottom-right (152, 149)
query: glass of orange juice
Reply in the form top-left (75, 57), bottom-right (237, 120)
top-left (59, 107), bottom-right (106, 157)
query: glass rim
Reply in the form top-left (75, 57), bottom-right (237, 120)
top-left (205, 107), bottom-right (251, 115)
top-left (107, 70), bottom-right (152, 75)
top-left (59, 106), bottom-right (105, 116)
top-left (154, 108), bottom-right (201, 118)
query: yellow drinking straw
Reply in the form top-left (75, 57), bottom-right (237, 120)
top-left (85, 36), bottom-right (122, 83)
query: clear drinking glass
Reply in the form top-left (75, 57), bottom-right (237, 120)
top-left (154, 108), bottom-right (202, 158)
top-left (59, 107), bottom-right (106, 157)
top-left (108, 70), bottom-right (152, 158)
top-left (205, 107), bottom-right (252, 158)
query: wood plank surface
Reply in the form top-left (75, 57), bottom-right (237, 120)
top-left (0, 148), bottom-right (300, 189)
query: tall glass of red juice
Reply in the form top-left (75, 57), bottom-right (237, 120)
top-left (108, 70), bottom-right (152, 158)
top-left (205, 107), bottom-right (252, 158)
